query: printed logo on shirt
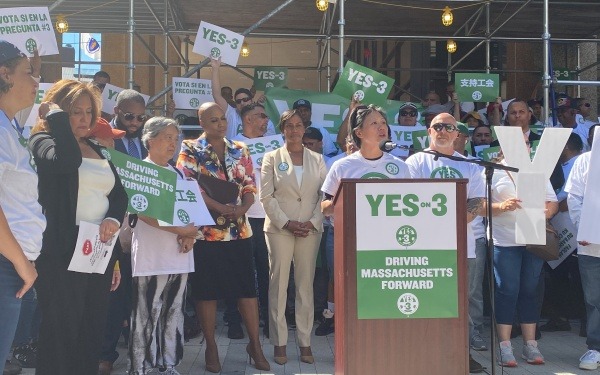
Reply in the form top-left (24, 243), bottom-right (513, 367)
top-left (385, 162), bottom-right (400, 175)
top-left (360, 172), bottom-right (390, 179)
top-left (430, 166), bottom-right (463, 179)
top-left (278, 162), bottom-right (289, 171)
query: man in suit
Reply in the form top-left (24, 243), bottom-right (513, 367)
top-left (99, 89), bottom-right (148, 375)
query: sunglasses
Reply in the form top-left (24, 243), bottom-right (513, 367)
top-left (400, 111), bottom-right (417, 117)
top-left (121, 112), bottom-right (148, 122)
top-left (431, 123), bottom-right (457, 132)
top-left (235, 97), bottom-right (252, 104)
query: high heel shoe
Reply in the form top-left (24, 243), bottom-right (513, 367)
top-left (273, 345), bottom-right (287, 365)
top-left (205, 345), bottom-right (221, 373)
top-left (300, 346), bottom-right (314, 364)
top-left (247, 343), bottom-right (271, 371)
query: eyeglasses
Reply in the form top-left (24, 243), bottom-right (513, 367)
top-left (235, 97), bottom-right (252, 104)
top-left (400, 111), bottom-right (417, 117)
top-left (431, 123), bottom-right (457, 132)
top-left (121, 112), bottom-right (148, 122)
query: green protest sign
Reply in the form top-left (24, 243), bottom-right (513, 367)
top-left (455, 73), bottom-right (499, 102)
top-left (355, 182), bottom-right (459, 319)
top-left (481, 146), bottom-right (501, 161)
top-left (105, 149), bottom-right (177, 223)
top-left (411, 129), bottom-right (430, 150)
top-left (333, 61), bottom-right (394, 106)
top-left (254, 67), bottom-right (288, 91)
top-left (552, 67), bottom-right (573, 80)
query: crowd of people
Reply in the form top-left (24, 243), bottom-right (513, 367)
top-left (1, 38), bottom-right (599, 375)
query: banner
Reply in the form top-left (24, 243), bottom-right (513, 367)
top-left (0, 7), bottom-right (59, 56)
top-left (355, 182), bottom-right (458, 319)
top-left (105, 149), bottom-right (177, 224)
top-left (243, 134), bottom-right (284, 168)
top-left (193, 21), bottom-right (244, 67)
top-left (481, 146), bottom-right (501, 161)
top-left (158, 179), bottom-right (214, 226)
top-left (254, 67), bottom-right (287, 91)
top-left (101, 84), bottom-right (150, 114)
top-left (172, 77), bottom-right (212, 110)
top-left (333, 61), bottom-right (394, 106)
top-left (455, 73), bottom-right (500, 103)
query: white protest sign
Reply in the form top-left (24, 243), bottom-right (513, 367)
top-left (23, 82), bottom-right (54, 128)
top-left (158, 179), bottom-right (214, 227)
top-left (68, 221), bottom-right (118, 274)
top-left (172, 77), bottom-right (212, 110)
top-left (547, 211), bottom-right (578, 269)
top-left (495, 127), bottom-right (571, 244)
top-left (0, 7), bottom-right (58, 56)
top-left (388, 125), bottom-right (425, 158)
top-left (101, 84), bottom-right (150, 114)
top-left (578, 131), bottom-right (600, 243)
top-left (193, 21), bottom-right (244, 67)
top-left (244, 134), bottom-right (284, 168)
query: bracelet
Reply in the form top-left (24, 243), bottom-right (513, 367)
top-left (283, 220), bottom-right (290, 229)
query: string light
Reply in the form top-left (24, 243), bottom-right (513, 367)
top-left (316, 0), bottom-right (329, 11)
top-left (442, 6), bottom-right (453, 27)
top-left (241, 42), bottom-right (250, 57)
top-left (55, 15), bottom-right (69, 33)
top-left (447, 39), bottom-right (457, 53)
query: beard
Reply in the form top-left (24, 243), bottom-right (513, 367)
top-left (115, 118), bottom-right (143, 139)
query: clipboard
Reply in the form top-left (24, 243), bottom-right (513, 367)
top-left (197, 174), bottom-right (239, 228)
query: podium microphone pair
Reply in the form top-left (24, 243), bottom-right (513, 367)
top-left (379, 140), bottom-right (440, 160)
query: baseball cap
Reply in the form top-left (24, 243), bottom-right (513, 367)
top-left (456, 122), bottom-right (469, 136)
top-left (556, 94), bottom-right (576, 109)
top-left (302, 126), bottom-right (323, 141)
top-left (0, 40), bottom-right (26, 65)
top-left (463, 111), bottom-right (482, 121)
top-left (89, 118), bottom-right (126, 139)
top-left (422, 104), bottom-right (447, 116)
top-left (293, 99), bottom-right (311, 110)
top-left (399, 102), bottom-right (418, 112)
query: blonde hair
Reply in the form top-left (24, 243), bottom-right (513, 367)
top-left (31, 79), bottom-right (100, 134)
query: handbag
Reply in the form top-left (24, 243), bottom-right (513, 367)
top-left (504, 171), bottom-right (560, 261)
top-left (197, 173), bottom-right (240, 229)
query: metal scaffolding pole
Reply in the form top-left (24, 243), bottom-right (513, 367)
top-left (164, 0), bottom-right (169, 114)
top-left (556, 80), bottom-right (600, 86)
top-left (485, 2), bottom-right (491, 74)
top-left (128, 0), bottom-right (135, 89)
top-left (338, 0), bottom-right (345, 77)
top-left (543, 0), bottom-right (550, 124)
top-left (148, 0), bottom-right (297, 105)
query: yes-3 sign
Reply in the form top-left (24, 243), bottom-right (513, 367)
top-left (333, 61), bottom-right (394, 106)
top-left (193, 21), bottom-right (244, 67)
top-left (254, 67), bottom-right (288, 91)
top-left (243, 134), bottom-right (284, 168)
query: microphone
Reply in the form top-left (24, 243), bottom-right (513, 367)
top-left (379, 140), bottom-right (397, 152)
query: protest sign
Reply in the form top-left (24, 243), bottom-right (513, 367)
top-left (101, 84), bottom-right (150, 114)
top-left (158, 179), bottom-right (214, 227)
top-left (411, 129), bottom-right (430, 150)
top-left (23, 82), bottom-right (53, 130)
top-left (105, 149), bottom-right (177, 223)
top-left (193, 21), bottom-right (244, 67)
top-left (455, 73), bottom-right (499, 103)
top-left (333, 61), bottom-right (394, 106)
top-left (388, 125), bottom-right (425, 158)
top-left (172, 77), bottom-right (212, 110)
top-left (547, 211), bottom-right (578, 269)
top-left (473, 145), bottom-right (490, 159)
top-left (243, 134), bottom-right (284, 168)
top-left (254, 67), bottom-right (287, 91)
top-left (0, 7), bottom-right (58, 56)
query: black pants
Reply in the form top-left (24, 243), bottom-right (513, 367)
top-left (36, 255), bottom-right (113, 375)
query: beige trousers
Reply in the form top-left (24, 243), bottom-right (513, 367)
top-left (266, 231), bottom-right (322, 347)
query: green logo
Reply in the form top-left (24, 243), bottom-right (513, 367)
top-left (471, 91), bottom-right (483, 101)
top-left (397, 293), bottom-right (419, 316)
top-left (430, 166), bottom-right (463, 179)
top-left (130, 194), bottom-right (149, 212)
top-left (385, 162), bottom-right (400, 175)
top-left (278, 162), bottom-right (289, 171)
top-left (353, 90), bottom-right (365, 101)
top-left (361, 172), bottom-right (389, 179)
top-left (256, 157), bottom-right (263, 166)
top-left (189, 98), bottom-right (200, 108)
top-left (177, 209), bottom-right (190, 224)
top-left (210, 47), bottom-right (221, 58)
top-left (396, 225), bottom-right (417, 247)
top-left (25, 38), bottom-right (37, 54)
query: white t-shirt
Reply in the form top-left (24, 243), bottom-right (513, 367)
top-left (232, 134), bottom-right (265, 218)
top-left (489, 167), bottom-right (557, 247)
top-left (322, 151), bottom-right (410, 226)
top-left (405, 150), bottom-right (486, 258)
top-left (131, 163), bottom-right (194, 276)
top-left (225, 105), bottom-right (276, 140)
top-left (325, 151), bottom-right (346, 170)
top-left (565, 152), bottom-right (600, 257)
top-left (0, 112), bottom-right (45, 260)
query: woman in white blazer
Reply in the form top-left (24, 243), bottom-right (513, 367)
top-left (260, 109), bottom-right (327, 365)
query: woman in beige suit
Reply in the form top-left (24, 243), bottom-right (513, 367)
top-left (260, 109), bottom-right (327, 365)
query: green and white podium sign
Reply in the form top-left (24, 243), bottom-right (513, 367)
top-left (355, 181), bottom-right (458, 319)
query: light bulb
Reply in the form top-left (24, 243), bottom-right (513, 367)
top-left (316, 0), bottom-right (329, 12)
top-left (442, 6), bottom-right (453, 27)
top-left (447, 39), bottom-right (457, 53)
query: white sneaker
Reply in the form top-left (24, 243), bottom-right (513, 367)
top-left (499, 341), bottom-right (517, 367)
top-left (522, 340), bottom-right (544, 365)
top-left (579, 350), bottom-right (600, 370)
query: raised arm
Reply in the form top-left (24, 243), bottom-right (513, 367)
top-left (210, 57), bottom-right (229, 111)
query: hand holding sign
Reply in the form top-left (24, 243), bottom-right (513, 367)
top-left (333, 61), bottom-right (394, 106)
top-left (193, 21), bottom-right (244, 67)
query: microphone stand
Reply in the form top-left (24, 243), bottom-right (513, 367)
top-left (421, 149), bottom-right (518, 375)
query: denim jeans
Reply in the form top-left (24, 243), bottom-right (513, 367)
top-left (12, 286), bottom-right (39, 346)
top-left (578, 255), bottom-right (600, 351)
top-left (0, 255), bottom-right (23, 363)
top-left (493, 245), bottom-right (544, 325)
top-left (468, 237), bottom-right (487, 330)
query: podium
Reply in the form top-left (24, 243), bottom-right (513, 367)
top-left (333, 179), bottom-right (469, 375)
